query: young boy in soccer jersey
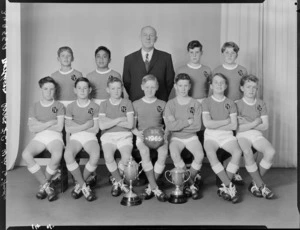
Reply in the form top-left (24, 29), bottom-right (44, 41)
top-left (202, 73), bottom-right (242, 203)
top-left (87, 46), bottom-right (122, 106)
top-left (170, 40), bottom-right (211, 186)
top-left (64, 77), bottom-right (100, 202)
top-left (51, 46), bottom-right (83, 107)
top-left (98, 76), bottom-right (134, 197)
top-left (212, 42), bottom-right (248, 102)
top-left (170, 40), bottom-right (211, 103)
top-left (236, 75), bottom-right (275, 199)
top-left (212, 41), bottom-right (248, 185)
top-left (22, 77), bottom-right (65, 202)
top-left (131, 74), bottom-right (168, 202)
top-left (164, 73), bottom-right (204, 200)
top-left (87, 46), bottom-right (123, 185)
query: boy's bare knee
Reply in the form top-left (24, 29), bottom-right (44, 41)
top-left (265, 148), bottom-right (275, 161)
top-left (22, 150), bottom-right (32, 161)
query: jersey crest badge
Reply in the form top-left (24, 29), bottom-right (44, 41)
top-left (203, 71), bottom-right (209, 78)
top-left (224, 103), bottom-right (231, 110)
top-left (121, 106), bottom-right (127, 113)
top-left (157, 106), bottom-right (163, 113)
top-left (52, 107), bottom-right (58, 113)
top-left (71, 75), bottom-right (77, 81)
top-left (88, 108), bottom-right (94, 115)
top-left (238, 70), bottom-right (244, 77)
top-left (256, 104), bottom-right (262, 112)
top-left (189, 107), bottom-right (195, 115)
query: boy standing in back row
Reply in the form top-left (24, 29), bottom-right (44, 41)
top-left (87, 46), bottom-right (122, 106)
top-left (212, 41), bottom-right (248, 186)
top-left (51, 46), bottom-right (83, 107)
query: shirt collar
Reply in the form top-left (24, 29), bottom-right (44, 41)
top-left (242, 97), bottom-right (257, 105)
top-left (222, 64), bottom-right (238, 70)
top-left (59, 68), bottom-right (74, 75)
top-left (76, 99), bottom-right (91, 108)
top-left (211, 95), bottom-right (226, 102)
top-left (141, 49), bottom-right (154, 62)
top-left (96, 68), bottom-right (111, 74)
top-left (187, 64), bottom-right (202, 69)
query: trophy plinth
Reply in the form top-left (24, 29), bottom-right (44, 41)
top-left (165, 167), bottom-right (191, 204)
top-left (120, 157), bottom-right (143, 207)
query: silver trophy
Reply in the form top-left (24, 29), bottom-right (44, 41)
top-left (120, 156), bottom-right (143, 206)
top-left (165, 167), bottom-right (191, 204)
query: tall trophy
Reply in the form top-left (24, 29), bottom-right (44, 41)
top-left (121, 156), bottom-right (143, 206)
top-left (165, 167), bottom-right (191, 204)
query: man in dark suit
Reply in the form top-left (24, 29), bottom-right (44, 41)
top-left (123, 26), bottom-right (175, 102)
top-left (122, 26), bottom-right (175, 188)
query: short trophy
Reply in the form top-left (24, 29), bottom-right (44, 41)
top-left (120, 156), bottom-right (143, 206)
top-left (165, 167), bottom-right (191, 204)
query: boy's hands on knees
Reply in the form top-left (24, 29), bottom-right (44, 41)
top-left (132, 128), bottom-right (144, 140)
top-left (163, 133), bottom-right (169, 144)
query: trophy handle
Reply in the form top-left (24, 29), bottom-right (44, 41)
top-left (183, 170), bottom-right (191, 183)
top-left (164, 170), bottom-right (173, 184)
top-left (137, 161), bottom-right (143, 177)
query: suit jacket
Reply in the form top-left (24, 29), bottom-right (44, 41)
top-left (123, 48), bottom-right (175, 102)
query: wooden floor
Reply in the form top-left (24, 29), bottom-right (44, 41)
top-left (5, 164), bottom-right (299, 229)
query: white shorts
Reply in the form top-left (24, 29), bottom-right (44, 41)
top-left (170, 136), bottom-right (199, 146)
top-left (101, 132), bottom-right (133, 149)
top-left (93, 99), bottom-right (106, 106)
top-left (70, 131), bottom-right (98, 146)
top-left (204, 129), bottom-right (237, 147)
top-left (237, 130), bottom-right (265, 144)
top-left (59, 100), bottom-right (74, 108)
top-left (33, 130), bottom-right (64, 147)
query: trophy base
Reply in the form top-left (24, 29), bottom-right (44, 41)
top-left (120, 195), bottom-right (142, 206)
top-left (168, 193), bottom-right (187, 204)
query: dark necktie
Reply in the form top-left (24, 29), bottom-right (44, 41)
top-left (145, 53), bottom-right (150, 72)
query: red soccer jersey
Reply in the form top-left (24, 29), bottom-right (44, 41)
top-left (65, 100), bottom-right (99, 125)
top-left (133, 98), bottom-right (166, 131)
top-left (51, 69), bottom-right (83, 101)
top-left (28, 100), bottom-right (65, 122)
top-left (235, 98), bottom-right (267, 122)
top-left (99, 98), bottom-right (134, 134)
top-left (202, 95), bottom-right (237, 120)
top-left (164, 98), bottom-right (202, 139)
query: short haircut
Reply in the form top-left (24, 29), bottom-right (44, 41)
top-left (240, 74), bottom-right (259, 86)
top-left (187, 40), bottom-right (203, 52)
top-left (141, 74), bottom-right (159, 87)
top-left (174, 73), bottom-right (191, 84)
top-left (95, 46), bottom-right (111, 59)
top-left (74, 77), bottom-right (91, 88)
top-left (209, 73), bottom-right (228, 86)
top-left (107, 75), bottom-right (123, 87)
top-left (57, 46), bottom-right (74, 61)
top-left (38, 76), bottom-right (57, 88)
top-left (221, 42), bottom-right (240, 54)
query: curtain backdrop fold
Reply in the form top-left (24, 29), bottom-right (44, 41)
top-left (221, 0), bottom-right (297, 167)
top-left (7, 2), bottom-right (21, 170)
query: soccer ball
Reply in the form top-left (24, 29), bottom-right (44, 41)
top-left (143, 127), bottom-right (165, 149)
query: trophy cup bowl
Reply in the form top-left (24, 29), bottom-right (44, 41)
top-left (165, 167), bottom-right (191, 204)
top-left (120, 156), bottom-right (143, 206)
